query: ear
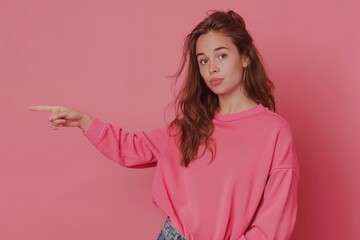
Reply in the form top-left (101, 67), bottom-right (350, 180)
top-left (242, 56), bottom-right (249, 68)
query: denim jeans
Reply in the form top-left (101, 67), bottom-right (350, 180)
top-left (157, 218), bottom-right (187, 240)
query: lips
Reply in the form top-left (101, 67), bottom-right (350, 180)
top-left (210, 78), bottom-right (224, 86)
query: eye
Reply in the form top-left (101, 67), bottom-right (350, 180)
top-left (219, 53), bottom-right (227, 60)
top-left (199, 59), bottom-right (208, 65)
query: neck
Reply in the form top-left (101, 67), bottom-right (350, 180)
top-left (218, 87), bottom-right (257, 114)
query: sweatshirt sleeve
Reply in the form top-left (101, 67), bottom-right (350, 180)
top-left (83, 117), bottom-right (168, 168)
top-left (240, 122), bottom-right (300, 240)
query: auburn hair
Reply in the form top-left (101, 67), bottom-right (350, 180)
top-left (170, 10), bottom-right (276, 167)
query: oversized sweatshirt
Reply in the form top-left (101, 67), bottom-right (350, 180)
top-left (83, 104), bottom-right (300, 240)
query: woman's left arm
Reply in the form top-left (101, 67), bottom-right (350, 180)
top-left (240, 169), bottom-right (299, 240)
top-left (240, 123), bottom-right (300, 240)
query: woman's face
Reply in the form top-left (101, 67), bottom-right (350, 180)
top-left (196, 31), bottom-right (248, 98)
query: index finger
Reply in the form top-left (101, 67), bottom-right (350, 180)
top-left (28, 106), bottom-right (61, 112)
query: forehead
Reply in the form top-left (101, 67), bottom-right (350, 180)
top-left (196, 31), bottom-right (235, 54)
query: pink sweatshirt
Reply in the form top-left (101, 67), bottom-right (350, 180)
top-left (83, 104), bottom-right (299, 240)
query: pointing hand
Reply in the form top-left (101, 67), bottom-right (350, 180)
top-left (29, 106), bottom-right (92, 132)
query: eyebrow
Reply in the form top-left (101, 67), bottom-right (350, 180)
top-left (196, 47), bottom-right (230, 58)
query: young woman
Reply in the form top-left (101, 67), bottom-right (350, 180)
top-left (30, 10), bottom-right (299, 240)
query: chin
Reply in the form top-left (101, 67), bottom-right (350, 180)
top-left (208, 89), bottom-right (222, 95)
top-left (210, 88), bottom-right (227, 96)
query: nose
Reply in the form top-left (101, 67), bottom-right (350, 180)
top-left (208, 61), bottom-right (219, 74)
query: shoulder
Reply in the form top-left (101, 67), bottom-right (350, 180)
top-left (254, 107), bottom-right (294, 138)
top-left (261, 109), bottom-right (299, 175)
top-left (261, 107), bottom-right (291, 127)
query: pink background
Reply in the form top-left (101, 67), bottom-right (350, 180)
top-left (1, 0), bottom-right (359, 239)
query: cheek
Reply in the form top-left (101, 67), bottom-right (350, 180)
top-left (198, 68), bottom-right (212, 88)
top-left (199, 67), bottom-right (208, 80)
top-left (228, 62), bottom-right (243, 78)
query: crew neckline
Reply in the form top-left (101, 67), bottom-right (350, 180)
top-left (214, 103), bottom-right (266, 121)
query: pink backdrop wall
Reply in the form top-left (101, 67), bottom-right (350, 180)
top-left (1, 0), bottom-right (359, 239)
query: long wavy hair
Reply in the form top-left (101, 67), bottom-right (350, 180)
top-left (170, 10), bottom-right (276, 167)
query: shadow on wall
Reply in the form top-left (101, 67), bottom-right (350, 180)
top-left (274, 68), bottom-right (353, 240)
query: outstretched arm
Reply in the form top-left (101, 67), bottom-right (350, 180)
top-left (29, 105), bottom-right (167, 168)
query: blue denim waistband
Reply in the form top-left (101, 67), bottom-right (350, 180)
top-left (157, 218), bottom-right (187, 240)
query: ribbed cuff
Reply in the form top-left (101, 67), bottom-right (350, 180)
top-left (83, 117), bottom-right (106, 145)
